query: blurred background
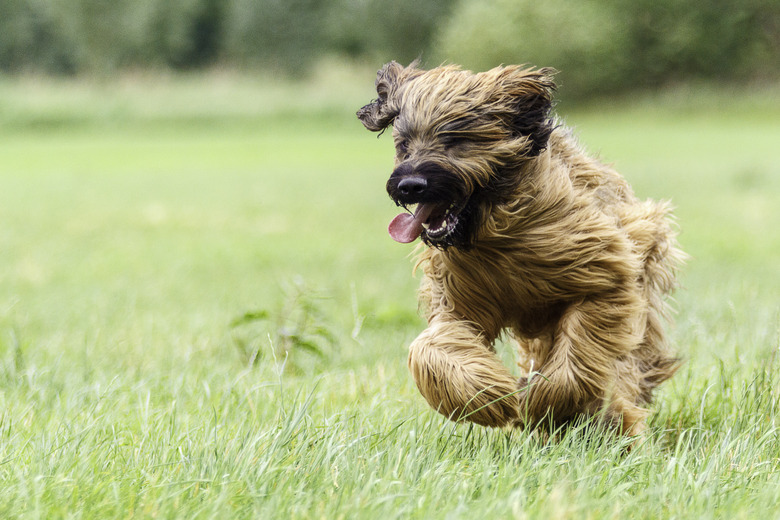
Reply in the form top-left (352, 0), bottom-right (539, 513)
top-left (0, 4), bottom-right (779, 513)
top-left (1, 0), bottom-right (778, 98)
top-left (0, 0), bottom-right (778, 359)
top-left (1, 0), bottom-right (778, 357)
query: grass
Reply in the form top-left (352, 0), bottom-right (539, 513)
top-left (0, 71), bottom-right (779, 518)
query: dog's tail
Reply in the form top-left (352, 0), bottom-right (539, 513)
top-left (622, 199), bottom-right (687, 403)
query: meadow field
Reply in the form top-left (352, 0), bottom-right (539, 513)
top-left (0, 71), bottom-right (779, 518)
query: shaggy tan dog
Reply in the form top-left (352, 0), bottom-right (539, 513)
top-left (357, 62), bottom-right (684, 436)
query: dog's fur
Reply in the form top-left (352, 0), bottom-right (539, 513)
top-left (357, 61), bottom-right (684, 436)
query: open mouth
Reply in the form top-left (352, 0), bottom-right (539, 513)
top-left (388, 200), bottom-right (467, 244)
top-left (421, 202), bottom-right (461, 239)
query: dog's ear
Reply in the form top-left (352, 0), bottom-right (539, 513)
top-left (501, 67), bottom-right (557, 156)
top-left (357, 61), bottom-right (421, 132)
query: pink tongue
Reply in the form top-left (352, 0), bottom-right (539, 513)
top-left (388, 204), bottom-right (435, 243)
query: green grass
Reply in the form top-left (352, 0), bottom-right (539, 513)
top-left (0, 72), bottom-right (779, 518)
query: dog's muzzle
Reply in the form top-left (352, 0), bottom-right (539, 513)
top-left (386, 164), bottom-right (469, 245)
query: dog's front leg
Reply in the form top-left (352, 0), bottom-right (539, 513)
top-left (516, 294), bottom-right (648, 434)
top-left (407, 316), bottom-right (519, 427)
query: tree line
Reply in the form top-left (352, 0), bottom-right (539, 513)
top-left (1, 0), bottom-right (776, 97)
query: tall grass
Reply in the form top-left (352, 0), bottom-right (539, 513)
top-left (0, 73), bottom-right (778, 518)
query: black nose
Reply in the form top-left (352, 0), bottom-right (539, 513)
top-left (398, 176), bottom-right (427, 197)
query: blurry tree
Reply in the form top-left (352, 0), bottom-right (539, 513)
top-left (325, 0), bottom-right (458, 64)
top-left (0, 0), bottom-right (224, 73)
top-left (222, 0), bottom-right (329, 75)
top-left (0, 0), bottom-right (777, 98)
top-left (435, 0), bottom-right (780, 98)
top-left (0, 0), bottom-right (77, 73)
top-left (433, 0), bottom-right (630, 97)
top-left (0, 0), bottom-right (454, 75)
top-left (610, 0), bottom-right (780, 85)
top-left (133, 0), bottom-right (224, 69)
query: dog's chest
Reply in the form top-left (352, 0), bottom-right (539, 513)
top-left (434, 249), bottom-right (559, 335)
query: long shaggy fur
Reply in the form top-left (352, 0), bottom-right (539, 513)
top-left (357, 61), bottom-right (684, 436)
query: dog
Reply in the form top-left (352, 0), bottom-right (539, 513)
top-left (357, 61), bottom-right (684, 436)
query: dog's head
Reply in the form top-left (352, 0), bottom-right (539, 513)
top-left (357, 61), bottom-right (556, 249)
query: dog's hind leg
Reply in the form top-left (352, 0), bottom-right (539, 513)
top-left (515, 291), bottom-right (649, 435)
top-left (407, 317), bottom-right (520, 427)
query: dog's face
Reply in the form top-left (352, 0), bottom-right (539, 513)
top-left (358, 62), bottom-right (556, 249)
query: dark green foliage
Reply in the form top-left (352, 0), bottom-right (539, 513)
top-left (0, 0), bottom-right (456, 76)
top-left (435, 0), bottom-right (780, 99)
top-left (138, 0), bottom-right (225, 69)
top-left (0, 0), bottom-right (77, 74)
top-left (0, 0), bottom-right (225, 73)
top-left (221, 0), bottom-right (329, 74)
top-left (609, 0), bottom-right (780, 85)
top-left (325, 0), bottom-right (458, 64)
top-left (0, 0), bottom-right (777, 96)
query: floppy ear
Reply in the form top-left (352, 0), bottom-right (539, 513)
top-left (503, 67), bottom-right (557, 156)
top-left (357, 61), bottom-right (421, 132)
